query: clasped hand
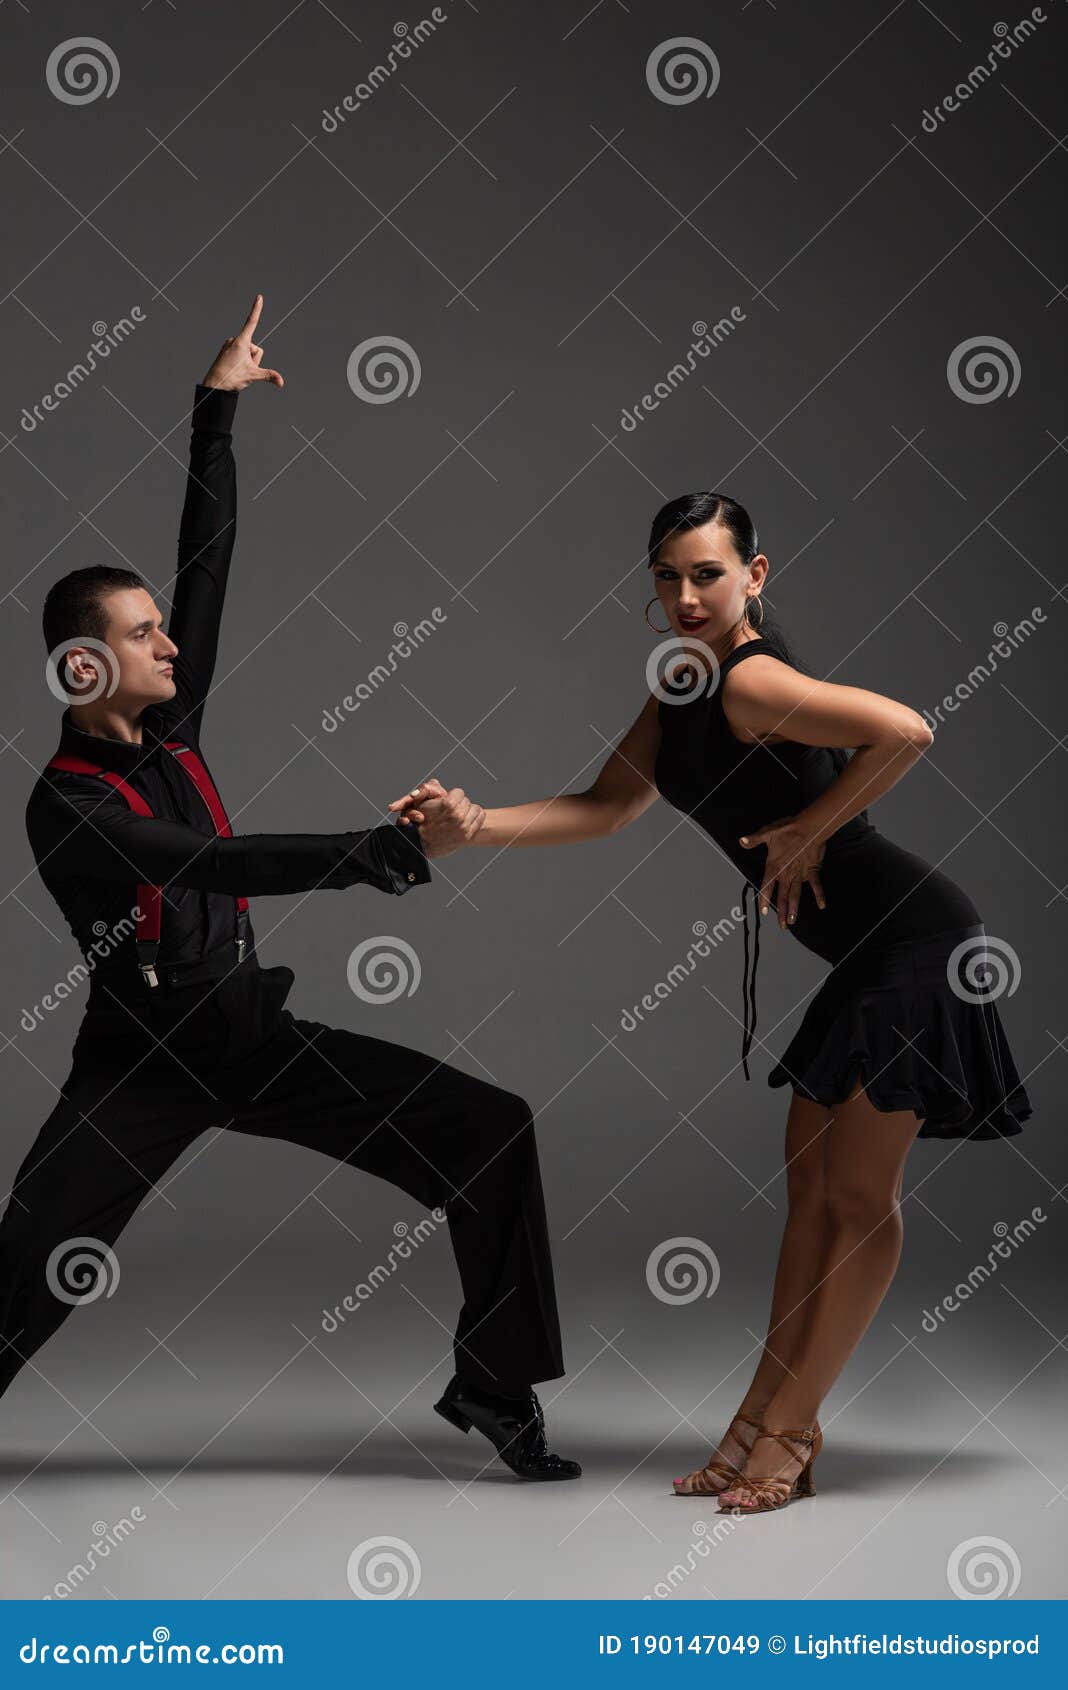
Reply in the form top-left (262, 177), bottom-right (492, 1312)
top-left (389, 778), bottom-right (484, 860)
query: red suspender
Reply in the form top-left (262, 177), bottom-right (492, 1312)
top-left (162, 742), bottom-right (248, 918)
top-left (45, 739), bottom-right (248, 987)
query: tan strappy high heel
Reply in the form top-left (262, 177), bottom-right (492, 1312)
top-left (672, 1410), bottom-right (765, 1496)
top-left (717, 1423), bottom-right (823, 1513)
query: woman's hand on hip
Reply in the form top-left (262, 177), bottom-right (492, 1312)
top-left (739, 816), bottom-right (827, 929)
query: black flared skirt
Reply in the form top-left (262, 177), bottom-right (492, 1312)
top-left (766, 923), bottom-right (1032, 1141)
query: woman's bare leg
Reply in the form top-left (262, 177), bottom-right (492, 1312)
top-left (673, 1092), bottom-right (833, 1492)
top-left (737, 1092), bottom-right (836, 1408)
top-left (720, 1082), bottom-right (923, 1499)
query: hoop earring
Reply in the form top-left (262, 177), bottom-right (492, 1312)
top-left (644, 596), bottom-right (671, 634)
top-left (746, 595), bottom-right (764, 628)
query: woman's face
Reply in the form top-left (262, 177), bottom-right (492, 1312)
top-left (650, 519), bottom-right (765, 648)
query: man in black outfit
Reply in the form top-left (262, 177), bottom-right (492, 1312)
top-left (3, 295), bottom-right (578, 1482)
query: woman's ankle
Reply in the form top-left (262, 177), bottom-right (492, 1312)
top-left (738, 1372), bottom-right (787, 1418)
top-left (762, 1390), bottom-right (822, 1431)
top-left (736, 1392), bottom-right (773, 1422)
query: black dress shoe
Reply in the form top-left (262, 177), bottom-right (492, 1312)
top-left (434, 1373), bottom-right (581, 1481)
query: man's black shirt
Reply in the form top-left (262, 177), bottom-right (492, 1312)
top-left (25, 382), bottom-right (430, 976)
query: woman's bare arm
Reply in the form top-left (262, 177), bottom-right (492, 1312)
top-left (723, 655), bottom-right (933, 849)
top-left (388, 692), bottom-right (662, 847)
top-left (722, 654), bottom-right (934, 925)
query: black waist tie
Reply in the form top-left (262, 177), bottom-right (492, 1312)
top-left (740, 877), bottom-right (761, 1081)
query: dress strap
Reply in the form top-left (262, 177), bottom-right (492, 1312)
top-left (740, 877), bottom-right (760, 1080)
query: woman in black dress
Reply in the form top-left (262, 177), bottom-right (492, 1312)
top-left (390, 492), bottom-right (1032, 1515)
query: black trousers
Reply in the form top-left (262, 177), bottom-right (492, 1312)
top-left (0, 955), bottom-right (565, 1402)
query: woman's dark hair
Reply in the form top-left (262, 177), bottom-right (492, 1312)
top-left (42, 565), bottom-right (147, 696)
top-left (646, 491), bottom-right (849, 773)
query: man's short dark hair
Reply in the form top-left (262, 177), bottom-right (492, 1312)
top-left (42, 566), bottom-right (147, 695)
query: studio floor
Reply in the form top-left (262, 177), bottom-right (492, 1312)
top-left (3, 1286), bottom-right (1063, 1602)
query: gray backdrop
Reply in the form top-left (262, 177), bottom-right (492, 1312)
top-left (1, 0), bottom-right (1064, 1603)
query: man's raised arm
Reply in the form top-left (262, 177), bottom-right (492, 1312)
top-left (165, 294), bottom-right (283, 742)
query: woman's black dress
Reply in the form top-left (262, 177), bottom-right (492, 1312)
top-left (653, 637), bottom-right (1032, 1141)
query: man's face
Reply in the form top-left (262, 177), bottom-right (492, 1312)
top-left (65, 587), bottom-right (179, 707)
